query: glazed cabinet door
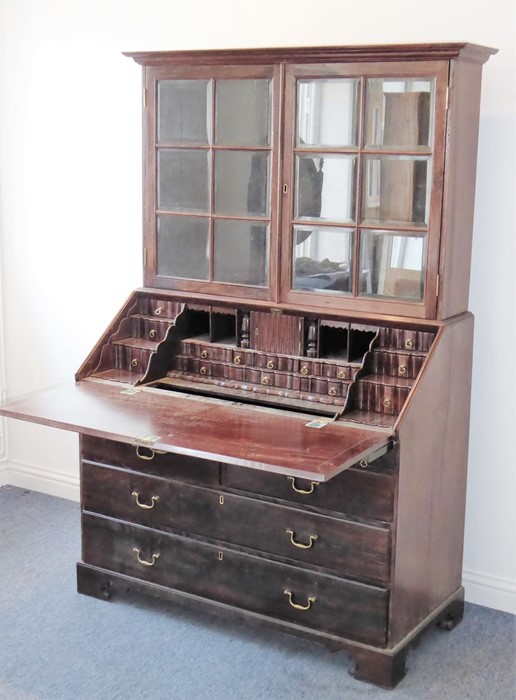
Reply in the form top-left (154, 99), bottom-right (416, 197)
top-left (143, 64), bottom-right (281, 300)
top-left (281, 61), bottom-right (449, 319)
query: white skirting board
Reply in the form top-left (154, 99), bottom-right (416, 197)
top-left (1, 459), bottom-right (514, 616)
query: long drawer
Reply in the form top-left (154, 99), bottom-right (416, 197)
top-left (82, 462), bottom-right (391, 583)
top-left (82, 512), bottom-right (389, 646)
top-left (222, 457), bottom-right (396, 522)
top-left (81, 435), bottom-right (219, 484)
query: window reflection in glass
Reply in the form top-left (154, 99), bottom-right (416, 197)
top-left (297, 79), bottom-right (359, 148)
top-left (359, 230), bottom-right (425, 301)
top-left (362, 156), bottom-right (430, 227)
top-left (157, 80), bottom-right (210, 145)
top-left (365, 78), bottom-right (434, 149)
top-left (158, 149), bottom-right (210, 213)
top-left (157, 215), bottom-right (209, 280)
top-left (215, 151), bottom-right (269, 217)
top-left (295, 154), bottom-right (356, 223)
top-left (214, 220), bottom-right (268, 286)
top-left (215, 80), bottom-right (271, 146)
top-left (292, 226), bottom-right (353, 294)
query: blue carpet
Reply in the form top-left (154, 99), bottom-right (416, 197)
top-left (0, 485), bottom-right (514, 700)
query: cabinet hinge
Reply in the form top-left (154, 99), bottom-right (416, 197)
top-left (436, 274), bottom-right (440, 297)
top-left (445, 86), bottom-right (450, 111)
top-left (143, 88), bottom-right (147, 109)
top-left (143, 248), bottom-right (147, 266)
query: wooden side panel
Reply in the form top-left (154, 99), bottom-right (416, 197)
top-left (438, 61), bottom-right (483, 319)
top-left (389, 313), bottom-right (474, 644)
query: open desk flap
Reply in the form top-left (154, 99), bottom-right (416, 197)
top-left (0, 381), bottom-right (392, 482)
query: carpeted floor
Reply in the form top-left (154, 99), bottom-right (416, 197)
top-left (0, 485), bottom-right (514, 700)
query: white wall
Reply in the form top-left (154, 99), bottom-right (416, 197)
top-left (0, 0), bottom-right (514, 613)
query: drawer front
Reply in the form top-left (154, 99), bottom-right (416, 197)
top-left (222, 460), bottom-right (395, 522)
top-left (80, 435), bottom-right (219, 484)
top-left (82, 513), bottom-right (388, 646)
top-left (82, 462), bottom-right (390, 583)
top-left (113, 345), bottom-right (152, 374)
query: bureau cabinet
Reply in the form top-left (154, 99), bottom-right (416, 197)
top-left (0, 43), bottom-right (496, 688)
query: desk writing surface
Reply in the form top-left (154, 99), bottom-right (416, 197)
top-left (0, 380), bottom-right (392, 481)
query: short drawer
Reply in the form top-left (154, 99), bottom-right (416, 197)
top-left (80, 435), bottom-right (219, 484)
top-left (222, 457), bottom-right (396, 522)
top-left (82, 462), bottom-right (390, 583)
top-left (82, 513), bottom-right (389, 646)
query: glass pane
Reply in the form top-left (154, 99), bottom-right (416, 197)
top-left (157, 80), bottom-right (210, 145)
top-left (215, 79), bottom-right (271, 146)
top-left (157, 215), bottom-right (209, 280)
top-left (293, 226), bottom-right (353, 294)
top-left (297, 79), bottom-right (359, 147)
top-left (295, 154), bottom-right (356, 223)
top-left (362, 156), bottom-right (430, 227)
top-left (359, 230), bottom-right (425, 301)
top-left (214, 220), bottom-right (268, 286)
top-left (215, 151), bottom-right (269, 217)
top-left (158, 149), bottom-right (209, 213)
top-left (365, 78), bottom-right (434, 149)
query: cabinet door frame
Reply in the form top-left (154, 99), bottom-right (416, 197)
top-left (143, 63), bottom-right (282, 302)
top-left (279, 60), bottom-right (449, 320)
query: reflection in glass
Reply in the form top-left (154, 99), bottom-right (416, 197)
top-left (362, 156), bottom-right (430, 226)
top-left (293, 226), bottom-right (353, 294)
top-left (215, 151), bottom-right (269, 217)
top-left (365, 78), bottom-right (434, 149)
top-left (215, 80), bottom-right (271, 146)
top-left (157, 80), bottom-right (210, 145)
top-left (158, 149), bottom-right (210, 213)
top-left (295, 154), bottom-right (356, 223)
top-left (157, 215), bottom-right (209, 280)
top-left (297, 79), bottom-right (359, 147)
top-left (214, 220), bottom-right (268, 286)
top-left (359, 230), bottom-right (425, 301)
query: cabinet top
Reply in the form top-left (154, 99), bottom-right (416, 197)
top-left (124, 42), bottom-right (497, 67)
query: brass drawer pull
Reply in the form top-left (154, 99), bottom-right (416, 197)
top-left (300, 366), bottom-right (309, 375)
top-left (359, 459), bottom-right (369, 468)
top-left (135, 445), bottom-right (167, 461)
top-left (398, 364), bottom-right (407, 375)
top-left (234, 355), bottom-right (241, 364)
top-left (267, 360), bottom-right (275, 369)
top-left (328, 387), bottom-right (337, 396)
top-left (404, 339), bottom-right (414, 349)
top-left (149, 329), bottom-right (157, 339)
top-left (262, 376), bottom-right (270, 385)
top-left (286, 529), bottom-right (318, 549)
top-left (131, 359), bottom-right (138, 367)
top-left (287, 477), bottom-right (320, 495)
top-left (383, 399), bottom-right (391, 407)
top-left (154, 306), bottom-right (163, 316)
top-left (200, 366), bottom-right (207, 375)
top-left (132, 547), bottom-right (160, 567)
top-left (201, 350), bottom-right (209, 359)
top-left (284, 590), bottom-right (316, 611)
top-left (131, 491), bottom-right (159, 510)
top-left (338, 370), bottom-right (346, 379)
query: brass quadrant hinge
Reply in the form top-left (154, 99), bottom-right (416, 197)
top-left (143, 248), bottom-right (147, 266)
top-left (436, 274), bottom-right (440, 297)
top-left (445, 86), bottom-right (450, 111)
top-left (143, 88), bottom-right (147, 108)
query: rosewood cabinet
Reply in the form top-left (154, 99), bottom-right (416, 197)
top-left (0, 43), bottom-right (496, 688)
